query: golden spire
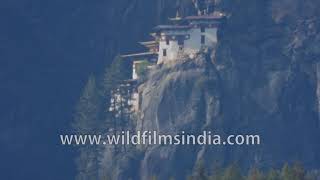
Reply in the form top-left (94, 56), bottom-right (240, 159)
top-left (176, 9), bottom-right (181, 18)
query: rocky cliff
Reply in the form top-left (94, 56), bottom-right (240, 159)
top-left (99, 0), bottom-right (320, 179)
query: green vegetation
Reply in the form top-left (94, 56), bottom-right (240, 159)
top-left (72, 55), bottom-right (132, 180)
top-left (72, 75), bottom-right (100, 133)
top-left (102, 55), bottom-right (131, 96)
top-left (135, 60), bottom-right (153, 78)
top-left (186, 163), bottom-right (318, 180)
top-left (72, 75), bottom-right (101, 180)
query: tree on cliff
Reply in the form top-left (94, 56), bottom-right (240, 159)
top-left (102, 55), bottom-right (130, 98)
top-left (73, 75), bottom-right (100, 133)
top-left (71, 56), bottom-right (132, 179)
top-left (220, 164), bottom-right (244, 180)
top-left (280, 163), bottom-right (305, 180)
top-left (72, 75), bottom-right (101, 180)
top-left (101, 55), bottom-right (132, 152)
top-left (247, 166), bottom-right (264, 180)
top-left (188, 160), bottom-right (209, 180)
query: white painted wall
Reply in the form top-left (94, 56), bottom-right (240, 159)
top-left (132, 62), bottom-right (138, 79)
top-left (204, 28), bottom-right (218, 46)
top-left (157, 30), bottom-right (188, 64)
top-left (131, 92), bottom-right (140, 113)
top-left (157, 27), bottom-right (218, 64)
top-left (184, 28), bottom-right (202, 55)
top-left (158, 40), bottom-right (182, 64)
top-left (185, 27), bottom-right (217, 54)
top-left (158, 40), bottom-right (168, 64)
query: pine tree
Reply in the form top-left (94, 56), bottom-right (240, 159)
top-left (280, 163), bottom-right (306, 180)
top-left (102, 55), bottom-right (130, 97)
top-left (210, 161), bottom-right (223, 180)
top-left (151, 175), bottom-right (158, 180)
top-left (72, 75), bottom-right (100, 133)
top-left (220, 164), bottom-right (244, 180)
top-left (189, 160), bottom-right (209, 180)
top-left (102, 55), bottom-right (131, 127)
top-left (281, 163), bottom-right (294, 180)
top-left (266, 169), bottom-right (280, 180)
top-left (292, 162), bottom-right (306, 180)
top-left (247, 166), bottom-right (264, 180)
top-left (101, 55), bottom-right (133, 153)
top-left (72, 75), bottom-right (100, 180)
top-left (197, 161), bottom-right (209, 180)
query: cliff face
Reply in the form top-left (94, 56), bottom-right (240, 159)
top-left (100, 0), bottom-right (320, 179)
top-left (137, 53), bottom-right (222, 180)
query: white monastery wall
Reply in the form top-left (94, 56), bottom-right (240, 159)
top-left (203, 28), bottom-right (218, 46)
top-left (184, 28), bottom-right (202, 54)
top-left (158, 27), bottom-right (218, 64)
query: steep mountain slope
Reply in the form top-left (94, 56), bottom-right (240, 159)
top-left (98, 0), bottom-right (320, 179)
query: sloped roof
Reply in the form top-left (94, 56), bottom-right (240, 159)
top-left (139, 41), bottom-right (158, 46)
top-left (168, 17), bottom-right (184, 21)
top-left (121, 52), bottom-right (157, 59)
top-left (153, 25), bottom-right (191, 31)
top-left (185, 15), bottom-right (222, 21)
top-left (185, 12), bottom-right (226, 21)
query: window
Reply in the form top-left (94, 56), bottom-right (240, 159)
top-left (163, 49), bottom-right (167, 57)
top-left (166, 38), bottom-right (170, 45)
top-left (201, 26), bottom-right (205, 33)
top-left (178, 39), bottom-right (184, 46)
top-left (201, 35), bottom-right (205, 44)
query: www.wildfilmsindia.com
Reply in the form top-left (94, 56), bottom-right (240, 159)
top-left (60, 131), bottom-right (261, 146)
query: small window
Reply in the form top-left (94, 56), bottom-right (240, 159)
top-left (166, 38), bottom-right (170, 45)
top-left (201, 35), bottom-right (205, 44)
top-left (163, 49), bottom-right (167, 57)
top-left (201, 26), bottom-right (205, 33)
top-left (178, 39), bottom-right (184, 46)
